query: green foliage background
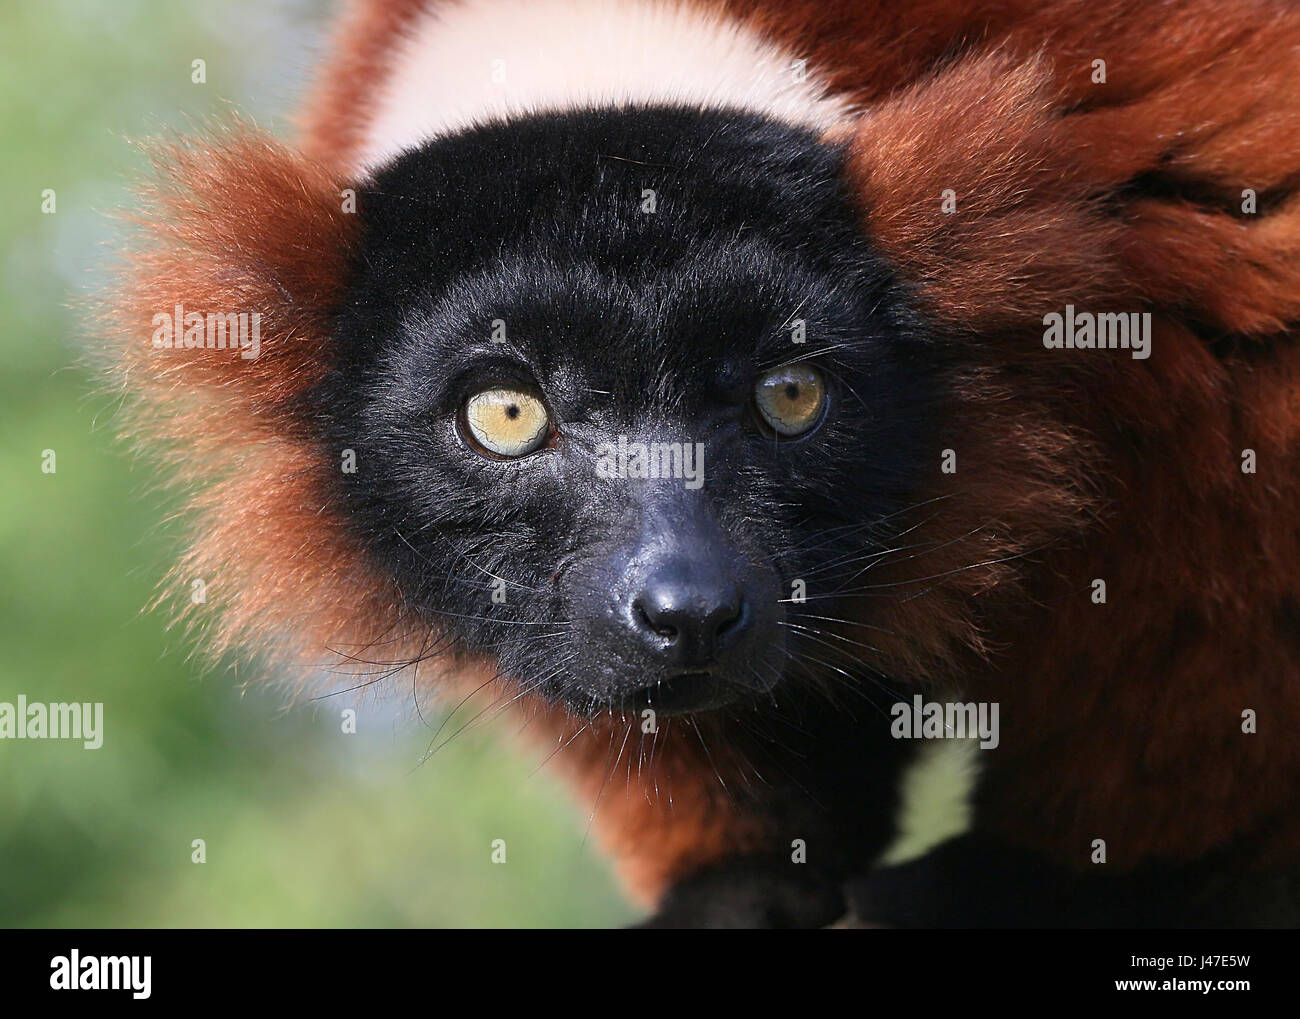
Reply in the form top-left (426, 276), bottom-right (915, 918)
top-left (0, 0), bottom-right (631, 929)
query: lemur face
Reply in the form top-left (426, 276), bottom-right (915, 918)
top-left (317, 108), bottom-right (939, 716)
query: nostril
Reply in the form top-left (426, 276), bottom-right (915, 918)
top-left (714, 598), bottom-right (746, 639)
top-left (634, 599), bottom-right (679, 640)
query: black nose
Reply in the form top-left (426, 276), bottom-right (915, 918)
top-left (631, 568), bottom-right (748, 666)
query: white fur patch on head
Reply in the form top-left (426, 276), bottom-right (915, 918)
top-left (358, 0), bottom-right (852, 171)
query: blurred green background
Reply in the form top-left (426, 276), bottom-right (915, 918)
top-left (0, 0), bottom-right (631, 928)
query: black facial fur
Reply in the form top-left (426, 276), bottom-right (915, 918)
top-left (314, 106), bottom-right (939, 717)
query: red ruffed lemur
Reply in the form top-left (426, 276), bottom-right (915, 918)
top-left (105, 0), bottom-right (1300, 927)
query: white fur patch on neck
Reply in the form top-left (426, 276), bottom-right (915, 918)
top-left (878, 738), bottom-right (980, 867)
top-left (358, 0), bottom-right (851, 171)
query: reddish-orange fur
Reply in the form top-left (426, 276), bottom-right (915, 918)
top-left (108, 1), bottom-right (1300, 904)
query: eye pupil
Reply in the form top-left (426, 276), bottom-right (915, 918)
top-left (506, 404), bottom-right (520, 419)
top-left (784, 382), bottom-right (800, 400)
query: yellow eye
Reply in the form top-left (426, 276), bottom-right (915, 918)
top-left (754, 364), bottom-right (827, 436)
top-left (462, 387), bottom-right (550, 458)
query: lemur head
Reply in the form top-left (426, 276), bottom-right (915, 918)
top-left (109, 49), bottom-right (1167, 726)
top-left (316, 107), bottom-right (936, 716)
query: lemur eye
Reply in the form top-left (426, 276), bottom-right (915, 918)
top-left (754, 364), bottom-right (827, 436)
top-left (461, 387), bottom-right (550, 458)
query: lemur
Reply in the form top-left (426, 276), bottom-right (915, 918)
top-left (105, 0), bottom-right (1300, 926)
